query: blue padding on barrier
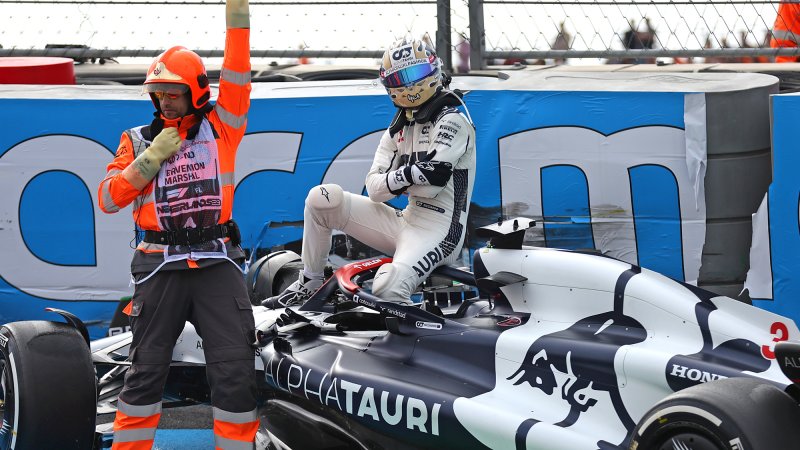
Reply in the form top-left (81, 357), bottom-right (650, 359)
top-left (0, 99), bottom-right (152, 159)
top-left (0, 277), bottom-right (117, 340)
top-left (153, 429), bottom-right (215, 450)
top-left (20, 171), bottom-right (96, 266)
top-left (629, 165), bottom-right (684, 281)
top-left (0, 90), bottom-right (697, 335)
top-left (234, 169), bottom-right (306, 250)
top-left (541, 165), bottom-right (594, 250)
top-left (754, 95), bottom-right (800, 320)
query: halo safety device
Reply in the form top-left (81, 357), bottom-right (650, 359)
top-left (143, 46), bottom-right (211, 112)
top-left (379, 37), bottom-right (443, 109)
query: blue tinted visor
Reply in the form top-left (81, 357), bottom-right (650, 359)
top-left (381, 62), bottom-right (437, 88)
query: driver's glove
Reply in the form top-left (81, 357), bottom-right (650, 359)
top-left (386, 153), bottom-right (453, 195)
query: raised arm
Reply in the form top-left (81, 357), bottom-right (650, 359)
top-left (227, 0), bottom-right (250, 29)
top-left (772, 3), bottom-right (800, 62)
top-left (214, 0), bottom-right (251, 146)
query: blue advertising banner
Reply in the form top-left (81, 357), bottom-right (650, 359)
top-left (0, 73), bottom-right (710, 337)
top-left (747, 92), bottom-right (800, 325)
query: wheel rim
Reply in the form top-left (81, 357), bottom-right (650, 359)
top-left (0, 356), bottom-right (14, 450)
top-left (657, 431), bottom-right (725, 450)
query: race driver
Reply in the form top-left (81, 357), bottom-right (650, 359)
top-left (97, 0), bottom-right (258, 448)
top-left (264, 35), bottom-right (476, 308)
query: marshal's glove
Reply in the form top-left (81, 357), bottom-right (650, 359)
top-left (386, 152), bottom-right (453, 195)
top-left (123, 128), bottom-right (182, 188)
top-left (147, 128), bottom-right (182, 163)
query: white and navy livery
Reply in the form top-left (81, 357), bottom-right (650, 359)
top-left (3, 218), bottom-right (800, 449)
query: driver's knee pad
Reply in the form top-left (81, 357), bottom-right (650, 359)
top-left (372, 262), bottom-right (414, 305)
top-left (306, 184), bottom-right (344, 211)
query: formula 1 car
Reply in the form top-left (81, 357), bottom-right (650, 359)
top-left (3, 218), bottom-right (800, 450)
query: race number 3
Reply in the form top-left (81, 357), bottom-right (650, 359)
top-left (761, 321), bottom-right (789, 359)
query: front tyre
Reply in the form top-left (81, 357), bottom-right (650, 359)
top-left (629, 377), bottom-right (800, 450)
top-left (0, 321), bottom-right (96, 450)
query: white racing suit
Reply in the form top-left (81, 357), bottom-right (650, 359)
top-left (302, 103), bottom-right (476, 304)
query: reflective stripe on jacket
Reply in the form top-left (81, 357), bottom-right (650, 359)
top-left (98, 28), bottom-right (250, 273)
top-left (98, 28), bottom-right (250, 225)
top-left (772, 2), bottom-right (800, 62)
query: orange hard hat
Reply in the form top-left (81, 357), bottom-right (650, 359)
top-left (143, 46), bottom-right (210, 112)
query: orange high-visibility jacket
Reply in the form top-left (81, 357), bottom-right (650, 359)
top-left (772, 2), bottom-right (800, 62)
top-left (98, 29), bottom-right (250, 273)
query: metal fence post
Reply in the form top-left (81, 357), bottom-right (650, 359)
top-left (436, 0), bottom-right (453, 73)
top-left (468, 0), bottom-right (486, 70)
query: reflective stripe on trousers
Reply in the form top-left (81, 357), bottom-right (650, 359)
top-left (112, 399), bottom-right (161, 450)
top-left (213, 406), bottom-right (258, 450)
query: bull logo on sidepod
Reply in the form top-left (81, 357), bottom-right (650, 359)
top-left (506, 269), bottom-right (647, 449)
top-left (508, 310), bottom-right (646, 429)
top-left (450, 269), bottom-right (664, 448)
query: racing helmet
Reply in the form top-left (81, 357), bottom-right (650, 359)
top-left (143, 46), bottom-right (210, 112)
top-left (379, 37), bottom-right (443, 109)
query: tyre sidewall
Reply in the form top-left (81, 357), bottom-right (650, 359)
top-left (0, 321), bottom-right (97, 450)
top-left (632, 403), bottom-right (745, 450)
top-left (631, 377), bottom-right (800, 450)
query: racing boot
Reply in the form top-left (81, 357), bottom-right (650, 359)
top-left (262, 272), bottom-right (322, 309)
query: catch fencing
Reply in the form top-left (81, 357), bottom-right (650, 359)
top-left (0, 0), bottom-right (798, 70)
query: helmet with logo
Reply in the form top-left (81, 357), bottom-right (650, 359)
top-left (143, 46), bottom-right (211, 113)
top-left (379, 37), bottom-right (443, 109)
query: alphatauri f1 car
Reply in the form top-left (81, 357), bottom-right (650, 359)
top-left (3, 218), bottom-right (800, 450)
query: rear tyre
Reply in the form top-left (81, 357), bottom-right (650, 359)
top-left (629, 377), bottom-right (800, 450)
top-left (248, 251), bottom-right (303, 305)
top-left (0, 321), bottom-right (96, 450)
top-left (272, 261), bottom-right (304, 294)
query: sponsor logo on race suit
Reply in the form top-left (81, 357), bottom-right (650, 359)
top-left (439, 123), bottom-right (460, 134)
top-left (415, 201), bottom-right (445, 214)
top-left (413, 246), bottom-right (444, 277)
top-left (319, 186), bottom-right (331, 202)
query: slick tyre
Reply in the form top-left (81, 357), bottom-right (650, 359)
top-left (629, 377), bottom-right (800, 450)
top-left (248, 250), bottom-right (303, 305)
top-left (0, 321), bottom-right (96, 450)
